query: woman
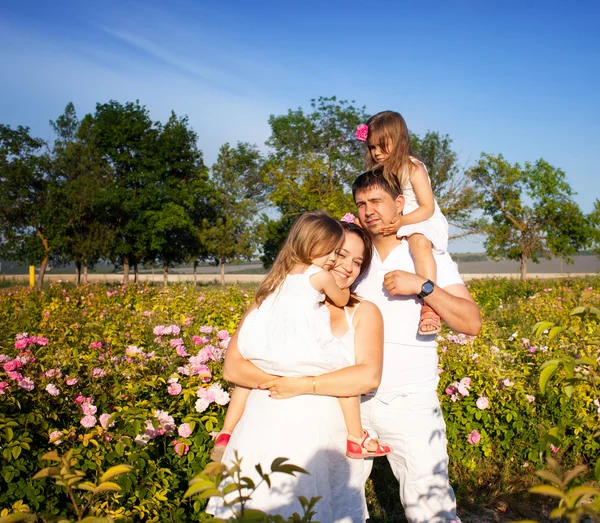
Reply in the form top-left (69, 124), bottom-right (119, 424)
top-left (208, 220), bottom-right (383, 523)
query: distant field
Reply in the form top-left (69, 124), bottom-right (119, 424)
top-left (1, 255), bottom-right (598, 277)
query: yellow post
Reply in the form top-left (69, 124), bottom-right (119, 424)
top-left (29, 266), bottom-right (35, 289)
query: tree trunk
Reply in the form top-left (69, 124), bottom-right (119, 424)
top-left (134, 263), bottom-right (139, 283)
top-left (220, 259), bottom-right (225, 286)
top-left (83, 263), bottom-right (88, 285)
top-left (193, 261), bottom-right (198, 285)
top-left (163, 263), bottom-right (168, 287)
top-left (36, 231), bottom-right (50, 290)
top-left (75, 262), bottom-right (81, 286)
top-left (37, 256), bottom-right (48, 290)
top-left (123, 256), bottom-right (130, 284)
top-left (520, 255), bottom-right (528, 280)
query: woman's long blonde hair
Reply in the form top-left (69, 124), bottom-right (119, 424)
top-left (255, 212), bottom-right (345, 306)
top-left (364, 111), bottom-right (416, 193)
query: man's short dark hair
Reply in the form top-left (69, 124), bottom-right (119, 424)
top-left (352, 168), bottom-right (402, 201)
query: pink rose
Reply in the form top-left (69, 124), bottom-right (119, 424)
top-left (355, 124), bottom-right (369, 142)
top-left (199, 326), bottom-right (213, 334)
top-left (192, 335), bottom-right (208, 346)
top-left (167, 382), bottom-right (182, 396)
top-left (445, 385), bottom-right (456, 395)
top-left (49, 430), bottom-right (63, 445)
top-left (175, 345), bottom-right (189, 358)
top-left (173, 441), bottom-right (189, 456)
top-left (99, 413), bottom-right (114, 429)
top-left (178, 423), bottom-right (193, 438)
top-left (340, 213), bottom-right (356, 224)
top-left (467, 429), bottom-right (481, 445)
top-left (476, 397), bottom-right (489, 410)
top-left (81, 402), bottom-right (97, 416)
top-left (17, 377), bottom-right (34, 391)
top-left (89, 341), bottom-right (102, 349)
top-left (550, 444), bottom-right (559, 454)
top-left (81, 415), bottom-right (97, 428)
top-left (526, 394), bottom-right (535, 403)
top-left (0, 381), bottom-right (9, 394)
top-left (65, 377), bottom-right (78, 386)
top-left (216, 330), bottom-right (230, 340)
top-left (7, 371), bottom-right (23, 381)
top-left (46, 384), bottom-right (60, 396)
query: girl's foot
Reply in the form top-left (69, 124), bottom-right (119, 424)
top-left (418, 304), bottom-right (441, 336)
top-left (210, 431), bottom-right (231, 462)
top-left (346, 430), bottom-right (393, 459)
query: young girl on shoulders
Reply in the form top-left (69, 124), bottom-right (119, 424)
top-left (210, 211), bottom-right (391, 461)
top-left (356, 110), bottom-right (449, 335)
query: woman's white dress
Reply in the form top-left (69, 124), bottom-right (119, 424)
top-left (207, 266), bottom-right (367, 523)
top-left (396, 160), bottom-right (449, 254)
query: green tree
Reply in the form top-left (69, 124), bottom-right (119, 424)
top-left (588, 199), bottom-right (600, 256)
top-left (91, 100), bottom-right (159, 282)
top-left (142, 112), bottom-right (212, 286)
top-left (410, 131), bottom-right (484, 238)
top-left (262, 96), bottom-right (368, 266)
top-left (202, 142), bottom-right (264, 284)
top-left (49, 104), bottom-right (113, 284)
top-left (468, 153), bottom-right (588, 279)
top-left (0, 125), bottom-right (59, 288)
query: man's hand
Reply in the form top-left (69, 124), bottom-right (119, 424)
top-left (258, 377), bottom-right (309, 399)
top-left (380, 215), bottom-right (403, 236)
top-left (383, 270), bottom-right (426, 296)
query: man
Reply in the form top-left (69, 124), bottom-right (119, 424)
top-left (352, 170), bottom-right (481, 523)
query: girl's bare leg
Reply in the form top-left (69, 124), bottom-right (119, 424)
top-left (407, 233), bottom-right (437, 284)
top-left (221, 385), bottom-right (251, 434)
top-left (339, 396), bottom-right (379, 452)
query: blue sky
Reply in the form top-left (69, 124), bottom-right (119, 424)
top-left (1, 0), bottom-right (598, 252)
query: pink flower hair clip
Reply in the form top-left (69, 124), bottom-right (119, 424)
top-left (341, 213), bottom-right (356, 224)
top-left (355, 124), bottom-right (369, 142)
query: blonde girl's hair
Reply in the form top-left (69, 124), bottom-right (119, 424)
top-left (364, 111), bottom-right (417, 193)
top-left (255, 211), bottom-right (345, 306)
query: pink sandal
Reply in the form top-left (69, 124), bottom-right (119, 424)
top-left (346, 430), bottom-right (393, 459)
top-left (210, 432), bottom-right (231, 462)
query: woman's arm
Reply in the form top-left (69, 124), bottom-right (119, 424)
top-left (310, 270), bottom-right (350, 307)
top-left (222, 303), bottom-right (279, 387)
top-left (259, 301), bottom-right (384, 399)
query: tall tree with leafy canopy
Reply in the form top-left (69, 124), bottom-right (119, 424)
top-left (201, 142), bottom-right (264, 284)
top-left (261, 96), bottom-right (368, 266)
top-left (91, 100), bottom-right (159, 282)
top-left (141, 112), bottom-right (212, 285)
top-left (0, 125), bottom-right (59, 288)
top-left (410, 131), bottom-right (484, 238)
top-left (468, 153), bottom-right (588, 279)
top-left (49, 104), bottom-right (113, 284)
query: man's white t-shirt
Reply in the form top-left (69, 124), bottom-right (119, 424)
top-left (354, 240), bottom-right (463, 398)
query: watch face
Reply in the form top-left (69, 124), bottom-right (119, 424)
top-left (422, 281), bottom-right (434, 295)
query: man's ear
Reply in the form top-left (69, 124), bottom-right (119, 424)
top-left (395, 194), bottom-right (405, 215)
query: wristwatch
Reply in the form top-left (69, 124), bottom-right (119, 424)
top-left (417, 279), bottom-right (435, 299)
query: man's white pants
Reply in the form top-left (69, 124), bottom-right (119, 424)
top-left (361, 391), bottom-right (460, 523)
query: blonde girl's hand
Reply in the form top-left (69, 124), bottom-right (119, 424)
top-left (258, 377), bottom-right (309, 399)
top-left (380, 215), bottom-right (404, 236)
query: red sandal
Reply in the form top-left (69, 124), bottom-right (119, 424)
top-left (210, 432), bottom-right (231, 462)
top-left (418, 304), bottom-right (441, 336)
top-left (346, 430), bottom-right (393, 459)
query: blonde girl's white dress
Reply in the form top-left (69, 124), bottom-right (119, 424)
top-left (206, 266), bottom-right (367, 523)
top-left (396, 158), bottom-right (449, 254)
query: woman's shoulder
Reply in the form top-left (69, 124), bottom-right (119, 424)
top-left (350, 300), bottom-right (383, 325)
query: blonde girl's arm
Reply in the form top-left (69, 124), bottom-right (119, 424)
top-left (258, 301), bottom-right (384, 398)
top-left (398, 161), bottom-right (435, 225)
top-left (310, 270), bottom-right (350, 307)
top-left (222, 303), bottom-right (279, 387)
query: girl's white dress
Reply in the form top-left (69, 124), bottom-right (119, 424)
top-left (206, 265), bottom-right (367, 523)
top-left (396, 160), bottom-right (449, 254)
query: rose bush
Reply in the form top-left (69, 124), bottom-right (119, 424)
top-left (1, 276), bottom-right (599, 521)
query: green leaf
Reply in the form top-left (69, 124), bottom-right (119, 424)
top-left (93, 481), bottom-right (121, 494)
top-left (534, 321), bottom-right (555, 338)
top-left (74, 481), bottom-right (96, 492)
top-left (183, 479), bottom-right (219, 499)
top-left (588, 306), bottom-right (600, 317)
top-left (100, 465), bottom-right (133, 483)
top-left (539, 364), bottom-right (558, 394)
top-left (595, 457), bottom-right (600, 481)
top-left (529, 485), bottom-right (564, 498)
top-left (548, 326), bottom-right (564, 340)
top-left (564, 485), bottom-right (600, 499)
top-left (11, 446), bottom-right (21, 460)
top-left (32, 466), bottom-right (61, 479)
top-left (570, 306), bottom-right (586, 317)
top-left (41, 450), bottom-right (61, 462)
top-left (4, 427), bottom-right (14, 442)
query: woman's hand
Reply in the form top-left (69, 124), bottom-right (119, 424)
top-left (258, 376), bottom-right (310, 399)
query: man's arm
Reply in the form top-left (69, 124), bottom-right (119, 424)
top-left (383, 271), bottom-right (482, 336)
